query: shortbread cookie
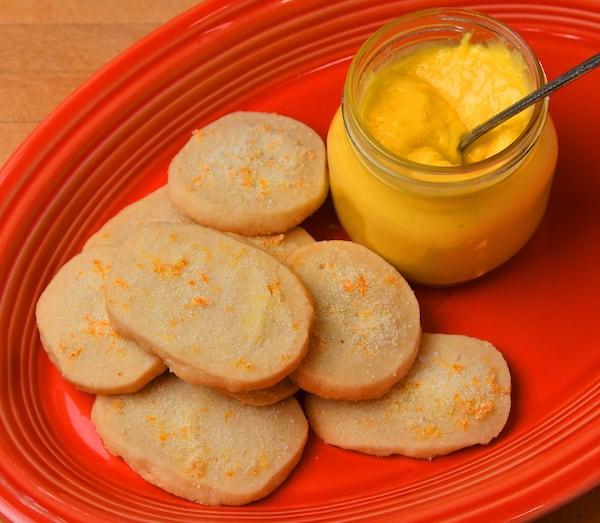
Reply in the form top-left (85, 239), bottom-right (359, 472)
top-left (305, 333), bottom-right (512, 458)
top-left (287, 240), bottom-right (421, 400)
top-left (91, 374), bottom-right (309, 506)
top-left (105, 222), bottom-right (313, 392)
top-left (218, 377), bottom-right (299, 406)
top-left (35, 245), bottom-right (166, 394)
top-left (84, 186), bottom-right (192, 250)
top-left (167, 111), bottom-right (328, 235)
top-left (228, 226), bottom-right (315, 266)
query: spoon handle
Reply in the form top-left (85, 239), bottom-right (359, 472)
top-left (459, 52), bottom-right (600, 151)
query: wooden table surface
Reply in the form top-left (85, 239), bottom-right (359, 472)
top-left (0, 1), bottom-right (598, 521)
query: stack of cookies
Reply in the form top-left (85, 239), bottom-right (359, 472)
top-left (36, 112), bottom-right (511, 507)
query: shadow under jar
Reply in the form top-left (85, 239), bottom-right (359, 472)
top-left (327, 8), bottom-right (558, 286)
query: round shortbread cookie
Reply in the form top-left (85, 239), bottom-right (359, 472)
top-left (287, 240), bottom-right (421, 400)
top-left (227, 226), bottom-right (315, 267)
top-left (35, 245), bottom-right (166, 394)
top-left (91, 373), bottom-right (309, 506)
top-left (167, 111), bottom-right (328, 235)
top-left (305, 333), bottom-right (512, 458)
top-left (105, 222), bottom-right (313, 392)
top-left (83, 186), bottom-right (192, 250)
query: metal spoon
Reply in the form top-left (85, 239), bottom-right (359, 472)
top-left (459, 52), bottom-right (600, 152)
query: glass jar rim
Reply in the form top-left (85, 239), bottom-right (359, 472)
top-left (342, 7), bottom-right (549, 186)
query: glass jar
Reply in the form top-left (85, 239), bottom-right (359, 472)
top-left (327, 8), bottom-right (558, 286)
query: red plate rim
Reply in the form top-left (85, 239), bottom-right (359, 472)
top-left (1, 1), bottom-right (599, 522)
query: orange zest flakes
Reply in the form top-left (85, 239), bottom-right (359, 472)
top-left (266, 280), bottom-right (280, 297)
top-left (258, 454), bottom-right (270, 470)
top-left (410, 422), bottom-right (441, 440)
top-left (341, 279), bottom-right (356, 293)
top-left (340, 274), bottom-right (368, 296)
top-left (258, 178), bottom-right (271, 196)
top-left (358, 274), bottom-right (368, 296)
top-left (239, 166), bottom-right (254, 187)
top-left (145, 415), bottom-right (156, 422)
top-left (187, 459), bottom-right (207, 479)
top-left (452, 363), bottom-right (464, 373)
top-left (194, 296), bottom-right (211, 306)
top-left (184, 296), bottom-right (211, 310)
top-left (113, 278), bottom-right (129, 289)
top-left (260, 234), bottom-right (284, 248)
top-left (152, 256), bottom-right (188, 277)
top-left (92, 259), bottom-right (109, 280)
top-left (159, 433), bottom-right (169, 441)
top-left (168, 316), bottom-right (182, 327)
top-left (473, 400), bottom-right (494, 419)
top-left (456, 393), bottom-right (494, 421)
top-left (68, 347), bottom-right (82, 359)
top-left (188, 272), bottom-right (208, 286)
top-left (235, 358), bottom-right (254, 370)
top-left (317, 260), bottom-right (334, 272)
top-left (194, 161), bottom-right (211, 181)
top-left (82, 314), bottom-right (110, 336)
top-left (250, 454), bottom-right (270, 475)
top-left (457, 418), bottom-right (470, 430)
top-left (384, 274), bottom-right (396, 284)
top-left (227, 463), bottom-right (242, 478)
top-left (422, 424), bottom-right (441, 438)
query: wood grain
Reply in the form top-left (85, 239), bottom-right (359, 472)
top-left (0, 1), bottom-right (598, 521)
top-left (0, 0), bottom-right (199, 166)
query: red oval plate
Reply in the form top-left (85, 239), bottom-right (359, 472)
top-left (1, 1), bottom-right (599, 522)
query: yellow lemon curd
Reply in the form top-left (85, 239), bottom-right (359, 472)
top-left (327, 34), bottom-right (558, 285)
